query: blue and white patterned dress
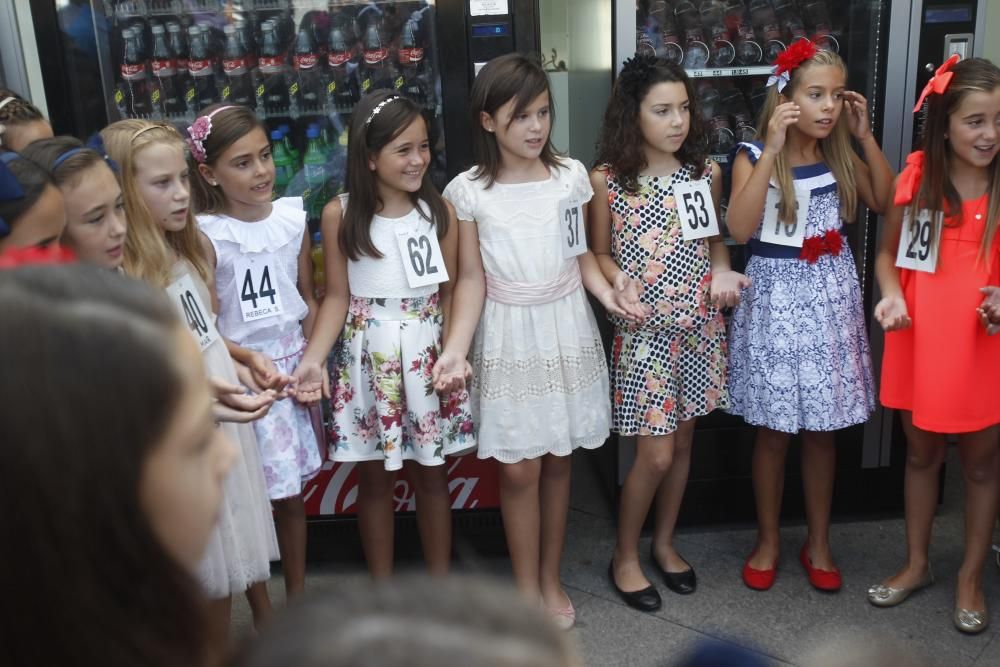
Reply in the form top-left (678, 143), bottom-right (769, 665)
top-left (726, 142), bottom-right (875, 433)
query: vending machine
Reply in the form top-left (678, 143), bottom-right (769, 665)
top-left (5, 0), bottom-right (543, 520)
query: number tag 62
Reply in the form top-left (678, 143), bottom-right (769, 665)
top-left (397, 228), bottom-right (448, 288)
top-left (895, 209), bottom-right (940, 273)
top-left (559, 198), bottom-right (586, 259)
top-left (674, 179), bottom-right (720, 241)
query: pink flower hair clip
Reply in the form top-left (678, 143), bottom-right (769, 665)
top-left (186, 106), bottom-right (237, 163)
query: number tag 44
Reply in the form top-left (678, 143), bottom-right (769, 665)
top-left (674, 179), bottom-right (720, 241)
top-left (397, 227), bottom-right (448, 288)
top-left (233, 254), bottom-right (284, 322)
top-left (895, 209), bottom-right (941, 273)
top-left (559, 198), bottom-right (587, 259)
top-left (166, 274), bottom-right (221, 351)
top-left (759, 187), bottom-right (809, 248)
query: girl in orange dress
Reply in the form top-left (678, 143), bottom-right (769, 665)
top-left (871, 56), bottom-right (1000, 634)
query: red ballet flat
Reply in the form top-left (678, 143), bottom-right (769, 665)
top-left (799, 544), bottom-right (842, 592)
top-left (742, 552), bottom-right (777, 591)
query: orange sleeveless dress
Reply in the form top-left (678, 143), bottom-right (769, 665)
top-left (881, 196), bottom-right (1000, 433)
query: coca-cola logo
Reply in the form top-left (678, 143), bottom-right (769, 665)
top-left (363, 48), bottom-right (388, 65)
top-left (120, 62), bottom-right (145, 80)
top-left (188, 58), bottom-right (212, 75)
top-left (151, 59), bottom-right (176, 75)
top-left (294, 53), bottom-right (319, 70)
top-left (327, 52), bottom-right (350, 67)
top-left (258, 55), bottom-right (285, 70)
top-left (399, 47), bottom-right (424, 65)
top-left (223, 58), bottom-right (247, 74)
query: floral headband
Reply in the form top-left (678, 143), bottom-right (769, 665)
top-left (766, 39), bottom-right (818, 92)
top-left (365, 96), bottom-right (401, 127)
top-left (913, 54), bottom-right (960, 113)
top-left (186, 106), bottom-right (236, 163)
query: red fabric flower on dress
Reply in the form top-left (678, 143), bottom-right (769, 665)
top-left (914, 54), bottom-right (960, 113)
top-left (798, 230), bottom-right (843, 264)
top-left (0, 244), bottom-right (76, 269)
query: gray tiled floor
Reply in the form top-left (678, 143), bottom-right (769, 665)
top-left (233, 447), bottom-right (1000, 666)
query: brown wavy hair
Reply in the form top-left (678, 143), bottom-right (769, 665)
top-left (341, 91), bottom-right (450, 261)
top-left (187, 104), bottom-right (268, 214)
top-left (912, 57), bottom-right (1000, 261)
top-left (594, 55), bottom-right (707, 193)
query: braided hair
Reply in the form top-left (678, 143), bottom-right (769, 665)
top-left (0, 89), bottom-right (48, 151)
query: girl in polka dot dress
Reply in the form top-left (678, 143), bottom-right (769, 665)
top-left (590, 56), bottom-right (748, 611)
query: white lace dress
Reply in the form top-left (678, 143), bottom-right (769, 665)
top-left (443, 158), bottom-right (611, 462)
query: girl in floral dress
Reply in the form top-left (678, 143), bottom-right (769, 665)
top-left (296, 91), bottom-right (474, 577)
top-left (590, 56), bottom-right (747, 611)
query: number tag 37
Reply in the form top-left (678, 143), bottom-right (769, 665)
top-left (895, 209), bottom-right (940, 273)
top-left (397, 227), bottom-right (448, 288)
top-left (759, 187), bottom-right (809, 248)
top-left (559, 198), bottom-right (586, 259)
top-left (674, 179), bottom-right (720, 241)
top-left (233, 254), bottom-right (284, 322)
top-left (166, 273), bottom-right (220, 351)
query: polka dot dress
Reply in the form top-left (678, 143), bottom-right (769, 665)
top-left (605, 162), bottom-right (728, 436)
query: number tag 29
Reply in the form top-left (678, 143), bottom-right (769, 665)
top-left (233, 254), bottom-right (283, 322)
top-left (397, 227), bottom-right (448, 288)
top-left (674, 179), bottom-right (720, 241)
top-left (895, 209), bottom-right (940, 273)
top-left (759, 187), bottom-right (809, 248)
top-left (559, 198), bottom-right (587, 259)
top-left (166, 274), bottom-right (220, 351)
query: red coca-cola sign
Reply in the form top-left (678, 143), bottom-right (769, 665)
top-left (120, 62), bottom-right (146, 80)
top-left (223, 57), bottom-right (247, 74)
top-left (188, 58), bottom-right (212, 75)
top-left (303, 455), bottom-right (501, 516)
top-left (258, 55), bottom-right (286, 70)
top-left (327, 52), bottom-right (350, 67)
top-left (363, 48), bottom-right (388, 65)
top-left (293, 53), bottom-right (319, 70)
top-left (151, 59), bottom-right (176, 76)
top-left (398, 47), bottom-right (424, 65)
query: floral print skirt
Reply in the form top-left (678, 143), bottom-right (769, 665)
top-left (330, 293), bottom-right (476, 471)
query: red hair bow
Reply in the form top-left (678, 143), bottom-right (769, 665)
top-left (913, 54), bottom-right (960, 113)
top-left (894, 150), bottom-right (924, 206)
top-left (773, 39), bottom-right (818, 78)
top-left (0, 244), bottom-right (77, 270)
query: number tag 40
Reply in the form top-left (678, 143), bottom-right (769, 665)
top-left (759, 187), bottom-right (809, 248)
top-left (895, 209), bottom-right (940, 273)
top-left (674, 179), bottom-right (720, 241)
top-left (233, 254), bottom-right (284, 322)
top-left (397, 227), bottom-right (448, 288)
top-left (166, 274), bottom-right (220, 351)
top-left (559, 198), bottom-right (587, 259)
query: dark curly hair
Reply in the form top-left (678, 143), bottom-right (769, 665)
top-left (594, 55), bottom-right (707, 194)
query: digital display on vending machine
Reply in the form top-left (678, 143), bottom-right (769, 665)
top-left (471, 23), bottom-right (509, 37)
top-left (924, 6), bottom-right (972, 24)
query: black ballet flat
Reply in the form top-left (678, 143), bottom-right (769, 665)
top-left (651, 544), bottom-right (697, 595)
top-left (608, 560), bottom-right (662, 612)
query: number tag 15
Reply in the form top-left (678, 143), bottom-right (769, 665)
top-left (559, 198), bottom-right (587, 259)
top-left (166, 273), bottom-right (220, 351)
top-left (895, 209), bottom-right (940, 273)
top-left (674, 179), bottom-right (720, 241)
top-left (233, 254), bottom-right (284, 322)
top-left (397, 228), bottom-right (448, 288)
top-left (759, 187), bottom-right (809, 248)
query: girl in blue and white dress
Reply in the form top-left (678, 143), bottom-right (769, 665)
top-left (725, 45), bottom-right (893, 592)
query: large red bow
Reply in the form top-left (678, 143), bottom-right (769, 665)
top-left (773, 38), bottom-right (818, 78)
top-left (913, 54), bottom-right (960, 112)
top-left (894, 150), bottom-right (924, 206)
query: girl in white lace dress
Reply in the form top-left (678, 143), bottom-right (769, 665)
top-left (435, 54), bottom-right (646, 629)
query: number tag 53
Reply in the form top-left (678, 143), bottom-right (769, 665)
top-left (397, 227), bottom-right (448, 288)
top-left (674, 179), bottom-right (720, 241)
top-left (166, 273), bottom-right (220, 351)
top-left (233, 254), bottom-right (284, 322)
top-left (895, 209), bottom-right (940, 273)
top-left (759, 187), bottom-right (809, 248)
top-left (559, 198), bottom-right (587, 259)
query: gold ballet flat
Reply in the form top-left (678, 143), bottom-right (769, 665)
top-left (866, 569), bottom-right (934, 608)
top-left (954, 607), bottom-right (989, 634)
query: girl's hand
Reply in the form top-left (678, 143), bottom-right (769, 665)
top-left (609, 272), bottom-right (651, 321)
top-left (764, 102), bottom-right (800, 155)
top-left (247, 351), bottom-right (293, 396)
top-left (843, 91), bottom-right (871, 141)
top-left (710, 270), bottom-right (751, 308)
top-left (431, 349), bottom-right (472, 395)
top-left (874, 295), bottom-right (912, 331)
top-left (291, 359), bottom-right (330, 405)
top-left (977, 286), bottom-right (1000, 334)
top-left (209, 376), bottom-right (276, 424)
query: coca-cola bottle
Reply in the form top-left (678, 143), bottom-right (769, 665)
top-left (696, 80), bottom-right (720, 122)
top-left (258, 20), bottom-right (290, 112)
top-left (326, 26), bottom-right (355, 109)
top-left (749, 78), bottom-right (770, 114)
top-left (636, 29), bottom-right (657, 57)
top-left (674, 1), bottom-right (709, 69)
top-left (222, 24), bottom-right (254, 108)
top-left (721, 87), bottom-right (756, 143)
top-left (749, 0), bottom-right (786, 64)
top-left (167, 22), bottom-right (193, 112)
top-left (360, 21), bottom-right (396, 94)
top-left (150, 24), bottom-right (183, 116)
top-left (648, 0), bottom-right (674, 29)
top-left (699, 0), bottom-right (735, 67)
top-left (802, 0), bottom-right (840, 53)
top-left (118, 27), bottom-right (152, 117)
top-left (396, 18), bottom-right (427, 106)
top-left (724, 0), bottom-right (763, 65)
top-left (292, 27), bottom-right (324, 111)
top-left (658, 13), bottom-right (684, 65)
top-left (187, 25), bottom-right (217, 111)
top-left (235, 18), bottom-right (257, 68)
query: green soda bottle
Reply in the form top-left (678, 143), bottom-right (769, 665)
top-left (303, 126), bottom-right (327, 221)
top-left (279, 123), bottom-right (301, 170)
top-left (271, 129), bottom-right (295, 197)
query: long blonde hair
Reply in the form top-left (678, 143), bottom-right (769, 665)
top-left (756, 49), bottom-right (857, 224)
top-left (102, 120), bottom-right (210, 288)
